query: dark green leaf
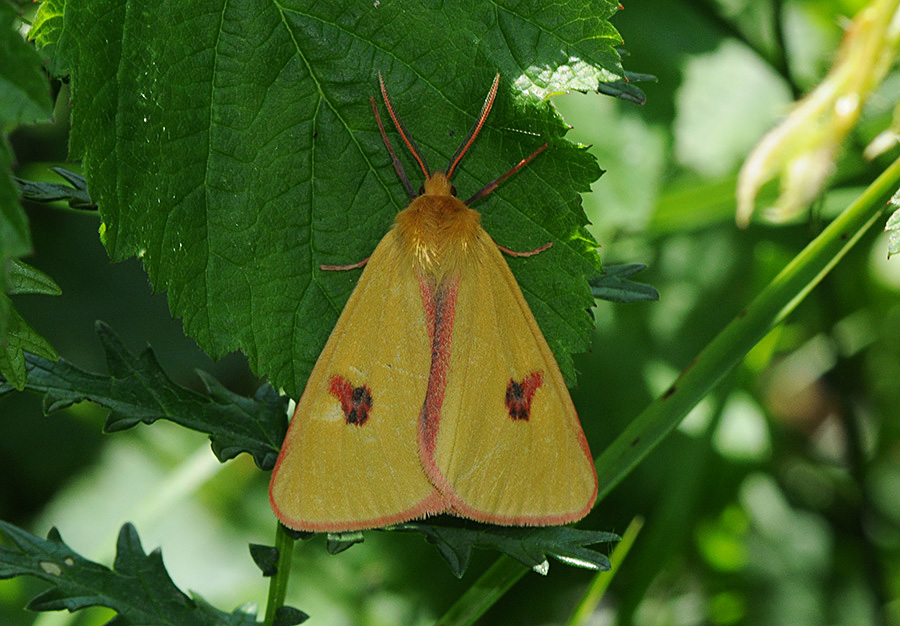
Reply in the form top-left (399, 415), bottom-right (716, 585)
top-left (595, 71), bottom-right (656, 105)
top-left (7, 258), bottom-right (62, 296)
top-left (1, 258), bottom-right (60, 390)
top-left (249, 544), bottom-right (279, 577)
top-left (1, 1), bottom-right (57, 391)
top-left (0, 297), bottom-right (58, 390)
top-left (14, 168), bottom-right (95, 211)
top-left (0, 521), bottom-right (262, 625)
top-left (29, 0), bottom-right (69, 76)
top-left (0, 137), bottom-right (30, 262)
top-left (273, 606), bottom-right (310, 626)
top-left (0, 2), bottom-right (53, 124)
top-left (2, 260), bottom-right (61, 389)
top-left (30, 1), bottom-right (630, 396)
top-left (590, 264), bottom-right (659, 303)
top-left (394, 518), bottom-right (618, 577)
top-left (1, 0), bottom-right (54, 266)
top-left (0, 321), bottom-right (288, 470)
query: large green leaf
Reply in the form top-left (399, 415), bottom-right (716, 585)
top-left (0, 521), bottom-right (308, 625)
top-left (31, 0), bottom-right (624, 397)
top-left (0, 322), bottom-right (287, 470)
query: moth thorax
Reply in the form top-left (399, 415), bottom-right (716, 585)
top-left (395, 192), bottom-right (481, 280)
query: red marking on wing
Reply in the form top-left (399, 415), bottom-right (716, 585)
top-left (418, 274), bottom-right (438, 342)
top-left (417, 279), bottom-right (458, 459)
top-left (328, 375), bottom-right (373, 426)
top-left (505, 371), bottom-right (543, 421)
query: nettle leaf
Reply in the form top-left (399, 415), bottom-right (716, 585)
top-left (590, 263), bottom-right (659, 303)
top-left (0, 521), bottom-right (274, 625)
top-left (31, 1), bottom-right (627, 397)
top-left (0, 321), bottom-right (288, 470)
top-left (395, 519), bottom-right (618, 577)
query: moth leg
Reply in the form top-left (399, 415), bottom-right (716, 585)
top-left (320, 257), bottom-right (370, 271)
top-left (496, 241), bottom-right (552, 258)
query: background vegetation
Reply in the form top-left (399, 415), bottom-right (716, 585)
top-left (3, 0), bottom-right (900, 625)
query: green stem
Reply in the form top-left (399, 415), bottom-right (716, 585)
top-left (435, 555), bottom-right (528, 626)
top-left (263, 523), bottom-right (295, 626)
top-left (430, 154), bottom-right (900, 626)
top-left (594, 153), bottom-right (900, 501)
top-left (565, 516), bottom-right (644, 626)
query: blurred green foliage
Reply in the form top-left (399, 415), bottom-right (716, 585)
top-left (3, 0), bottom-right (900, 625)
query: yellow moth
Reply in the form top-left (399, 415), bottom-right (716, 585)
top-left (269, 74), bottom-right (597, 531)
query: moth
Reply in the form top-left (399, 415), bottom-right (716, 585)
top-left (269, 74), bottom-right (597, 531)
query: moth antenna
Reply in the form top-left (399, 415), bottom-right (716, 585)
top-left (370, 96), bottom-right (416, 200)
top-left (446, 73), bottom-right (500, 179)
top-left (379, 73), bottom-right (431, 180)
top-left (464, 142), bottom-right (548, 205)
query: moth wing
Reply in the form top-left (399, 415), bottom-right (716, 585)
top-left (421, 230), bottom-right (597, 525)
top-left (270, 230), bottom-right (445, 532)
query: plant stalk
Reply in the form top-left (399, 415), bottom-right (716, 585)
top-left (263, 523), bottom-right (295, 626)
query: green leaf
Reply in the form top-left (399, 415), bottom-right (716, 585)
top-left (0, 321), bottom-right (288, 470)
top-left (273, 606), bottom-right (310, 626)
top-left (590, 263), bottom-right (659, 303)
top-left (1, 0), bottom-right (54, 263)
top-left (394, 519), bottom-right (618, 577)
top-left (7, 258), bottom-right (62, 296)
top-left (885, 188), bottom-right (900, 258)
top-left (248, 544), bottom-right (279, 578)
top-left (14, 167), bottom-right (95, 211)
top-left (281, 519), bottom-right (617, 578)
top-left (1, 259), bottom-right (61, 390)
top-left (324, 532), bottom-right (364, 555)
top-left (33, 1), bottom-right (629, 396)
top-left (0, 521), bottom-right (265, 625)
top-left (30, 0), bottom-right (70, 76)
top-left (0, 296), bottom-right (58, 390)
top-left (0, 138), bottom-right (29, 262)
top-left (1, 1), bottom-right (56, 390)
top-left (0, 2), bottom-right (53, 124)
top-left (595, 70), bottom-right (657, 105)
